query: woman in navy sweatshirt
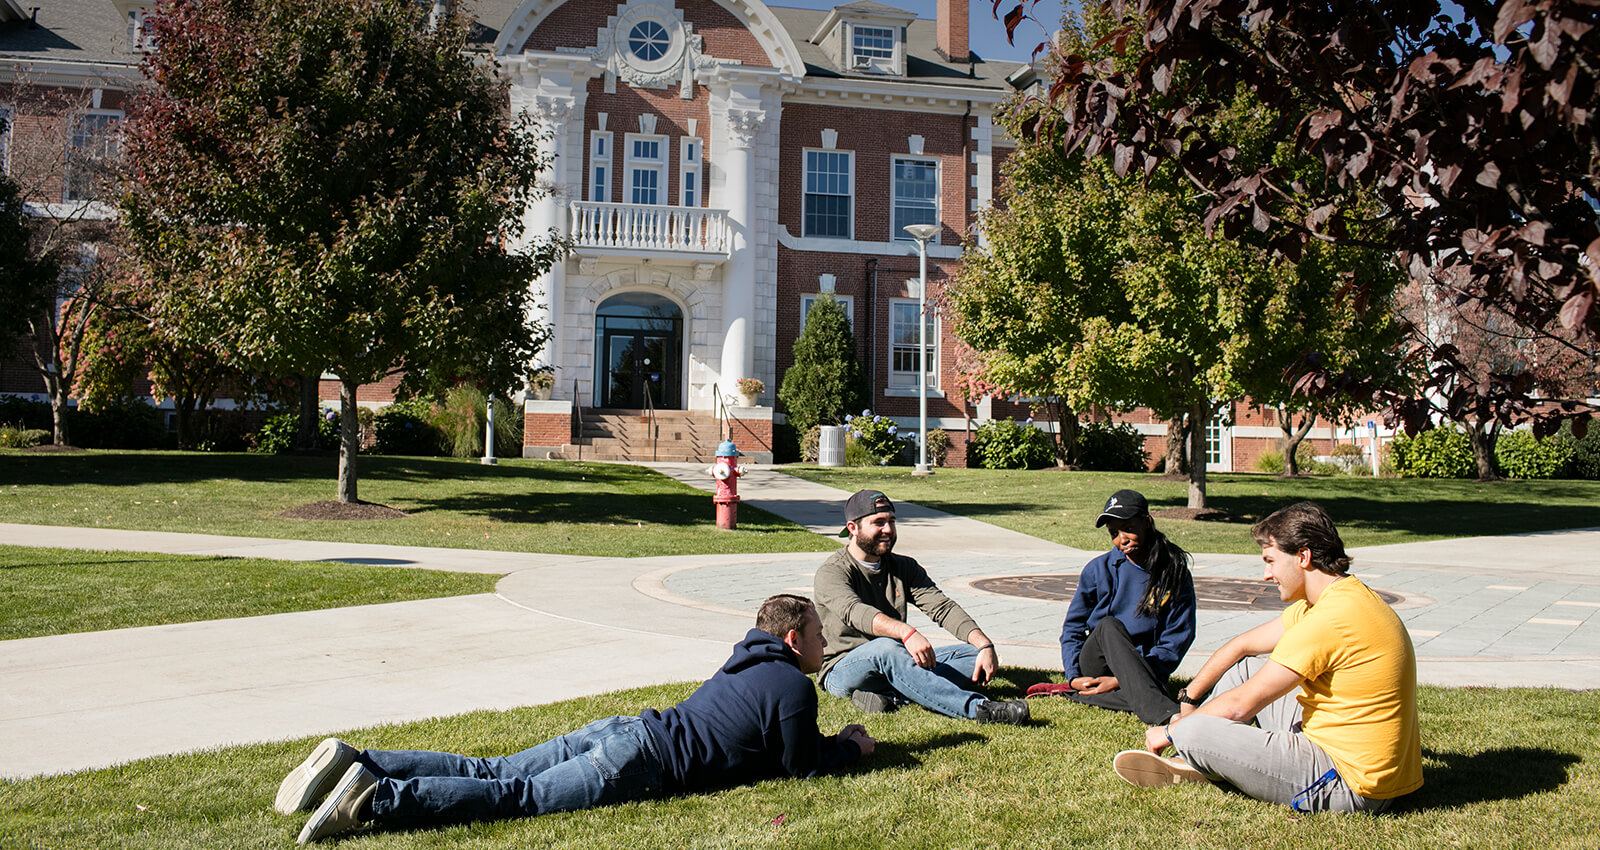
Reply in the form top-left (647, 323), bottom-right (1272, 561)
top-left (1033, 489), bottom-right (1197, 725)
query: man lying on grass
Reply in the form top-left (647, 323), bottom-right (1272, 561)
top-left (276, 594), bottom-right (875, 843)
top-left (1114, 502), bottom-right (1422, 813)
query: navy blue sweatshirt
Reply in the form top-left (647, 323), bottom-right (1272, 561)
top-left (1059, 548), bottom-right (1197, 681)
top-left (640, 628), bottom-right (860, 791)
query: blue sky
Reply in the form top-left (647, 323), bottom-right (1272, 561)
top-left (770, 0), bottom-right (1071, 63)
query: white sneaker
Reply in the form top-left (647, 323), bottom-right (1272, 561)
top-left (1112, 750), bottom-right (1211, 787)
top-left (275, 738), bottom-right (358, 814)
top-left (298, 763), bottom-right (377, 844)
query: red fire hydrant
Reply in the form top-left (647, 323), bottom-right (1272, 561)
top-left (711, 440), bottom-right (744, 529)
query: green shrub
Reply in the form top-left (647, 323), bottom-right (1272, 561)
top-left (800, 424), bottom-right (821, 463)
top-left (1330, 443), bottom-right (1370, 474)
top-left (193, 408), bottom-right (258, 452)
top-left (1566, 421), bottom-right (1600, 480)
top-left (926, 428), bottom-right (951, 467)
top-left (1293, 441), bottom-right (1341, 475)
top-left (1254, 449), bottom-right (1285, 474)
top-left (250, 409), bottom-right (340, 453)
top-left (0, 424), bottom-right (48, 448)
top-left (373, 396), bottom-right (444, 456)
top-left (0, 397), bottom-right (51, 431)
top-left (778, 296), bottom-right (866, 436)
top-left (69, 400), bottom-right (169, 449)
top-left (1494, 430), bottom-right (1575, 479)
top-left (970, 418), bottom-right (1055, 469)
top-left (1389, 427), bottom-right (1475, 478)
top-left (846, 412), bottom-right (911, 466)
top-left (1076, 421), bottom-right (1148, 471)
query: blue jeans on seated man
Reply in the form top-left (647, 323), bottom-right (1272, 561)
top-left (821, 637), bottom-right (984, 718)
top-left (361, 716), bottom-right (666, 828)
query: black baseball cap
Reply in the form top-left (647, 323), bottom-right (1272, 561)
top-left (1095, 489), bottom-right (1148, 527)
top-left (839, 489), bottom-right (894, 536)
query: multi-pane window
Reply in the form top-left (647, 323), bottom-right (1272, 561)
top-left (590, 131), bottom-right (612, 203)
top-left (680, 137), bottom-right (701, 207)
top-left (64, 111), bottom-right (121, 203)
top-left (889, 299), bottom-right (936, 388)
top-left (803, 150), bottom-right (852, 239)
top-left (853, 25), bottom-right (895, 59)
top-left (800, 294), bottom-right (854, 333)
top-left (627, 135), bottom-right (666, 205)
top-left (891, 156), bottom-right (938, 239)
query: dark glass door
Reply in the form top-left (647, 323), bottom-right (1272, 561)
top-left (594, 292), bottom-right (683, 409)
top-left (602, 330), bottom-right (675, 408)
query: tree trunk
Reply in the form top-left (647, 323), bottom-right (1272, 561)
top-left (1049, 399), bottom-right (1079, 466)
top-left (1467, 420), bottom-right (1501, 481)
top-left (1163, 413), bottom-right (1187, 475)
top-left (337, 379), bottom-right (360, 503)
top-left (1279, 409), bottom-right (1315, 477)
top-left (174, 395), bottom-right (198, 450)
top-left (296, 372), bottom-right (320, 451)
top-left (1187, 399), bottom-right (1209, 509)
top-left (46, 373), bottom-right (71, 447)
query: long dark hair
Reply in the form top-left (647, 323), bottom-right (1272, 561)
top-left (1137, 518), bottom-right (1192, 616)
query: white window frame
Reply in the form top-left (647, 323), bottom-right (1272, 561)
top-left (589, 131), bottom-right (613, 203)
top-left (891, 155), bottom-right (939, 241)
top-left (625, 133), bottom-right (667, 206)
top-left (849, 23), bottom-right (898, 73)
top-left (679, 136), bottom-right (701, 208)
top-left (1205, 412), bottom-right (1233, 471)
top-left (803, 148), bottom-right (854, 240)
top-left (888, 298), bottom-right (937, 389)
top-left (800, 293), bottom-right (854, 333)
top-left (63, 109), bottom-right (122, 203)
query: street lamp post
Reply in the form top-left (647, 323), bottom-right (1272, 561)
top-left (903, 223), bottom-right (940, 476)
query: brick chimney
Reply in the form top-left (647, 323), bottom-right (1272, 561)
top-left (936, 0), bottom-right (969, 63)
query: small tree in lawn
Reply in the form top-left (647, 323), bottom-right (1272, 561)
top-left (121, 0), bottom-right (564, 503)
top-left (779, 295), bottom-right (866, 440)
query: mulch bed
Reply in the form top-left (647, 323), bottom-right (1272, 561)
top-left (277, 500), bottom-right (409, 520)
top-left (1151, 507), bottom-right (1245, 523)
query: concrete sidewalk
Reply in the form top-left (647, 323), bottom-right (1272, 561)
top-left (2, 469), bottom-right (1597, 779)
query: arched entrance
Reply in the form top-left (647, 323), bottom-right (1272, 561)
top-left (594, 291), bottom-right (684, 409)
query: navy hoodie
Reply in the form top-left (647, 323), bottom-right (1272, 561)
top-left (639, 628), bottom-right (860, 791)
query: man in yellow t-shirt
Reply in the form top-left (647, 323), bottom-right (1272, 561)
top-left (1111, 502), bottom-right (1422, 813)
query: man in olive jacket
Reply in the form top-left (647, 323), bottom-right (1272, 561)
top-left (814, 489), bottom-right (1029, 725)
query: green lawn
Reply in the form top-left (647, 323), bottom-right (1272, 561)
top-left (780, 467), bottom-right (1600, 553)
top-left (1, 676), bottom-right (1593, 849)
top-left (0, 452), bottom-right (836, 557)
top-left (0, 545), bottom-right (501, 640)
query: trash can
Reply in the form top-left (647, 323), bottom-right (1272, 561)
top-left (818, 424), bottom-right (847, 467)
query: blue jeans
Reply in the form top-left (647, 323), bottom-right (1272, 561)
top-left (362, 716), bottom-right (666, 828)
top-left (821, 637), bottom-right (985, 718)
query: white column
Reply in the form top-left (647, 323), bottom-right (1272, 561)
top-left (525, 95), bottom-right (573, 384)
top-left (718, 107), bottom-right (764, 399)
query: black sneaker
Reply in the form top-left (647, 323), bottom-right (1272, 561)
top-left (851, 690), bottom-right (897, 714)
top-left (975, 699), bottom-right (1031, 725)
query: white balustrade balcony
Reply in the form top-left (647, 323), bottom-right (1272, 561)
top-left (570, 201), bottom-right (731, 259)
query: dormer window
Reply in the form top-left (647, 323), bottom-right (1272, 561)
top-left (849, 24), bottom-right (898, 73)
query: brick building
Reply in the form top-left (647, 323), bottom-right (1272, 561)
top-left (2, 0), bottom-right (1373, 468)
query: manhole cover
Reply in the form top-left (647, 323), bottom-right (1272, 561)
top-left (971, 575), bottom-right (1404, 611)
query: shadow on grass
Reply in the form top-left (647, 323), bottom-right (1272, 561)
top-left (868, 732), bottom-right (986, 772)
top-left (1397, 746), bottom-right (1581, 810)
top-left (0, 452), bottom-right (657, 489)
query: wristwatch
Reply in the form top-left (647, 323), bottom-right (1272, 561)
top-left (1177, 688), bottom-right (1203, 706)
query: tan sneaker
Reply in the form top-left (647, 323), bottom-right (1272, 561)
top-left (275, 738), bottom-right (358, 814)
top-left (1112, 750), bottom-right (1211, 787)
top-left (297, 763), bottom-right (377, 844)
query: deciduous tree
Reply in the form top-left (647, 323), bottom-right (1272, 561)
top-left (121, 0), bottom-right (564, 502)
top-left (1002, 0), bottom-right (1598, 438)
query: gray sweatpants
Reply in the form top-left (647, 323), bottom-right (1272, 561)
top-left (1168, 657), bottom-right (1392, 813)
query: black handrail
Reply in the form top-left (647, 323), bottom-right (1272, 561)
top-left (644, 382), bottom-right (658, 462)
top-left (572, 379), bottom-right (584, 463)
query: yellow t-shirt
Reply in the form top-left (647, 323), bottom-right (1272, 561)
top-left (1271, 577), bottom-right (1423, 799)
